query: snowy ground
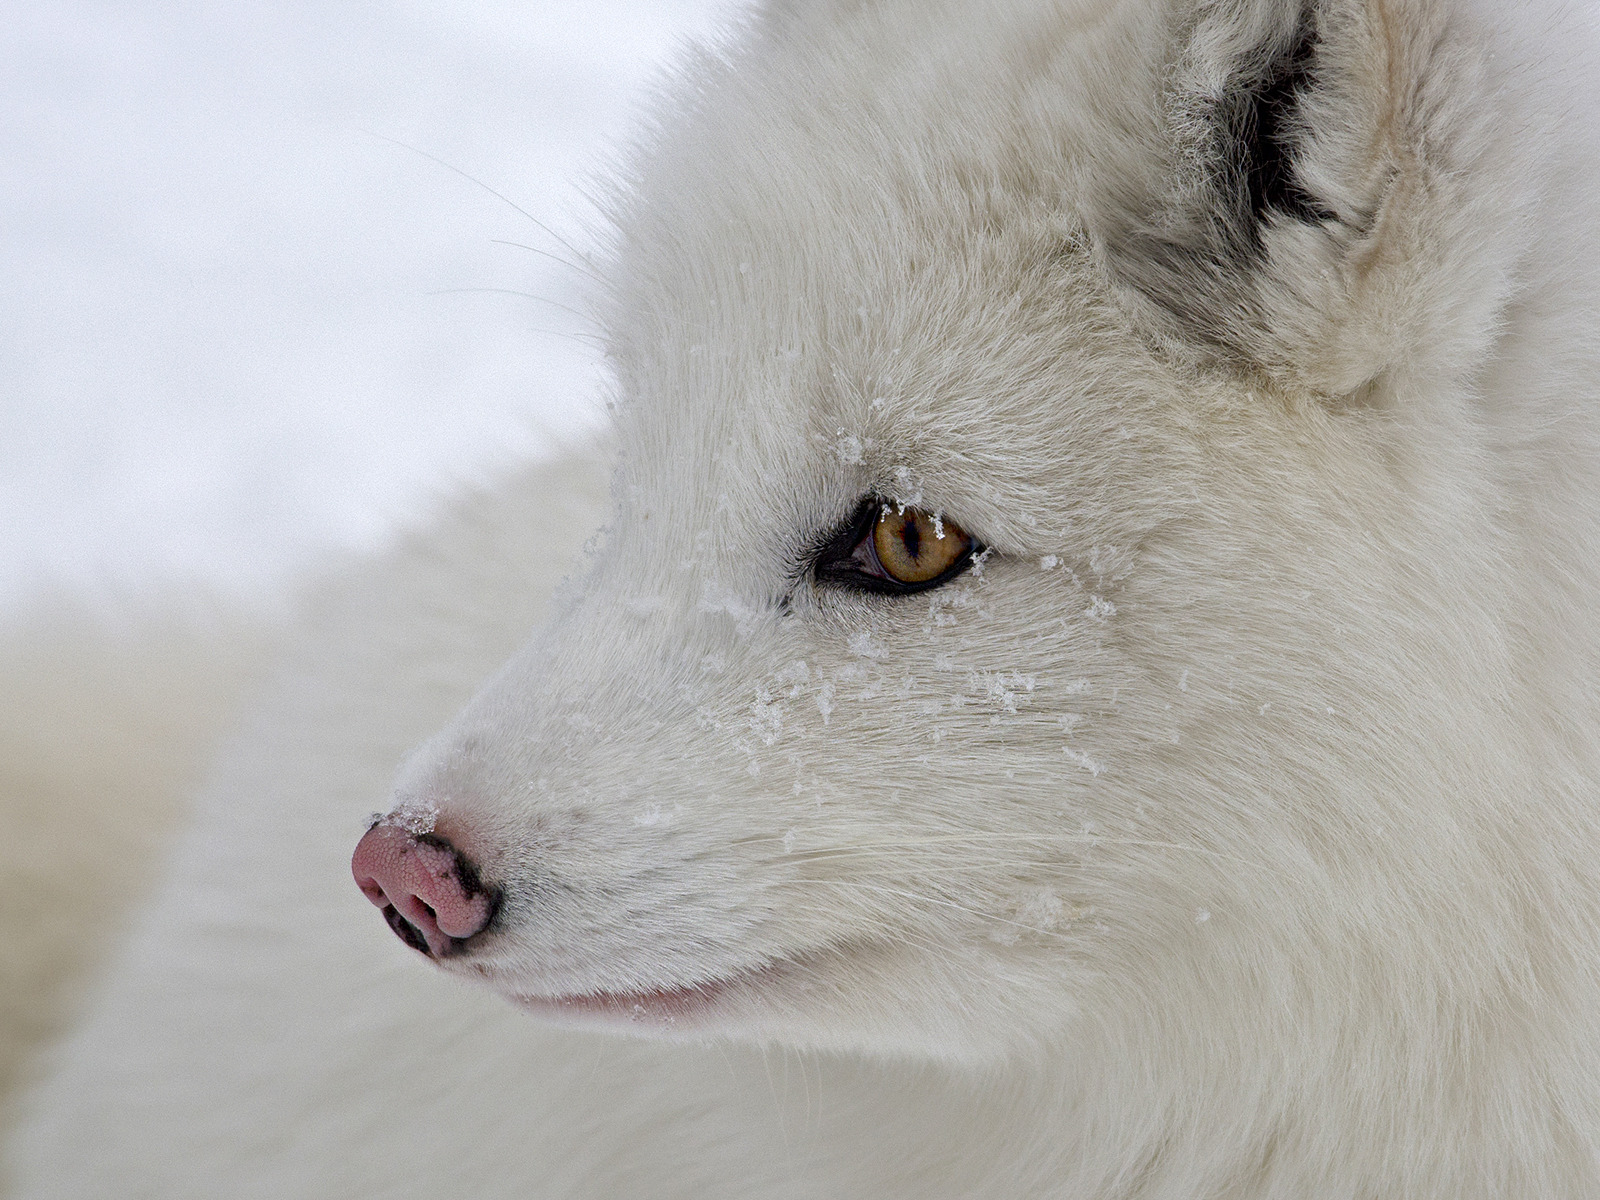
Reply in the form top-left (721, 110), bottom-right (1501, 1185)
top-left (2, 0), bottom-right (739, 615)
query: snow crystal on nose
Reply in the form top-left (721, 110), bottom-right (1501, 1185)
top-left (375, 795), bottom-right (438, 835)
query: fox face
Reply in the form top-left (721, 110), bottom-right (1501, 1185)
top-left (356, 0), bottom-right (1551, 1064)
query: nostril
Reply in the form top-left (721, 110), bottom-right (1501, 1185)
top-left (382, 904), bottom-right (432, 957)
top-left (351, 824), bottom-right (498, 958)
top-left (357, 879), bottom-right (388, 907)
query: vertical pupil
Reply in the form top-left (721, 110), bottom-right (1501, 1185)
top-left (900, 515), bottom-right (922, 561)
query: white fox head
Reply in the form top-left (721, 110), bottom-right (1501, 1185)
top-left (358, 0), bottom-right (1584, 1071)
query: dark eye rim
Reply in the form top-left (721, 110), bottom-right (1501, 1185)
top-left (811, 496), bottom-right (982, 596)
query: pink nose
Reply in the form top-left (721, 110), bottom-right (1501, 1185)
top-left (351, 825), bottom-right (497, 957)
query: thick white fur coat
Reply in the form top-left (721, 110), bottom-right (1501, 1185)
top-left (12, 0), bottom-right (1600, 1194)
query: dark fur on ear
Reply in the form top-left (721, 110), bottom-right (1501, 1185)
top-left (1102, 2), bottom-right (1341, 355)
top-left (1216, 6), bottom-right (1336, 246)
top-left (1094, 0), bottom-right (1526, 397)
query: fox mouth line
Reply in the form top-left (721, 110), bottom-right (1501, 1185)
top-left (516, 980), bottom-right (730, 1024)
top-left (511, 960), bottom-right (795, 1028)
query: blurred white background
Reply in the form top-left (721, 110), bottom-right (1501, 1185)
top-left (1, 0), bottom-right (739, 616)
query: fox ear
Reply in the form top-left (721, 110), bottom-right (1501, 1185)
top-left (1096, 0), bottom-right (1528, 397)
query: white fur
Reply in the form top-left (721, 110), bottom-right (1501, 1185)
top-left (12, 0), bottom-right (1600, 1194)
top-left (0, 603), bottom-right (268, 1111)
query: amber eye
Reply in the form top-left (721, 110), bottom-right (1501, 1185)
top-left (873, 507), bottom-right (970, 584)
top-left (812, 498), bottom-right (980, 595)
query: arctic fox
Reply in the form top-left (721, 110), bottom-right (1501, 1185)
top-left (12, 0), bottom-right (1600, 1195)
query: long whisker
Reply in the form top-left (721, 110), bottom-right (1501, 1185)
top-left (772, 902), bottom-right (956, 961)
top-left (774, 878), bottom-right (1087, 945)
top-left (363, 131), bottom-right (601, 277)
top-left (491, 238), bottom-right (606, 282)
top-left (746, 832), bottom-right (1260, 871)
top-left (757, 1044), bottom-right (790, 1157)
top-left (426, 287), bottom-right (593, 322)
top-left (783, 855), bottom-right (1077, 874)
top-left (415, 295), bottom-right (609, 346)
